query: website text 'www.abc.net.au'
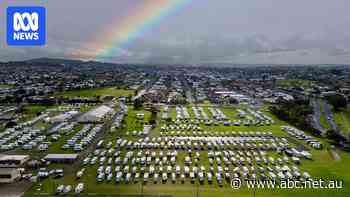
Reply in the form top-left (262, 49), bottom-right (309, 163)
top-left (230, 178), bottom-right (343, 189)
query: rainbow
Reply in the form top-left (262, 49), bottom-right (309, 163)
top-left (76, 0), bottom-right (191, 61)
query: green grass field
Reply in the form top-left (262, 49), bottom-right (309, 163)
top-left (277, 79), bottom-right (315, 88)
top-left (25, 148), bottom-right (350, 197)
top-left (0, 84), bottom-right (14, 88)
top-left (46, 124), bottom-right (84, 154)
top-left (22, 104), bottom-right (350, 197)
top-left (54, 87), bottom-right (133, 98)
top-left (333, 108), bottom-right (350, 136)
top-left (16, 105), bottom-right (52, 122)
top-left (25, 105), bottom-right (49, 114)
top-left (168, 106), bottom-right (287, 136)
top-left (317, 102), bottom-right (331, 131)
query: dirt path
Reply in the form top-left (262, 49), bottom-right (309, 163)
top-left (329, 148), bottom-right (341, 161)
top-left (0, 180), bottom-right (32, 197)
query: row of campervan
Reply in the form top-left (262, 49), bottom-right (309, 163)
top-left (247, 108), bottom-right (273, 122)
top-left (111, 102), bottom-right (127, 130)
top-left (161, 105), bottom-right (169, 120)
top-left (0, 106), bottom-right (17, 115)
top-left (0, 127), bottom-right (46, 151)
top-left (176, 106), bottom-right (190, 120)
top-left (56, 183), bottom-right (84, 195)
top-left (192, 106), bottom-right (209, 120)
top-left (161, 123), bottom-right (201, 132)
top-left (281, 126), bottom-right (322, 149)
top-left (93, 162), bottom-right (311, 184)
top-left (104, 136), bottom-right (287, 152)
top-left (61, 124), bottom-right (103, 151)
top-left (0, 111), bottom-right (66, 151)
top-left (161, 130), bottom-right (273, 137)
top-left (84, 147), bottom-right (300, 169)
top-left (208, 107), bottom-right (228, 120)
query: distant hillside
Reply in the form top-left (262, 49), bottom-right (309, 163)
top-left (1, 57), bottom-right (348, 68)
top-left (27, 58), bottom-right (85, 66)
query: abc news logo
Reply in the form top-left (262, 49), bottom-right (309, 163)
top-left (7, 7), bottom-right (46, 46)
top-left (14, 12), bottom-right (39, 31)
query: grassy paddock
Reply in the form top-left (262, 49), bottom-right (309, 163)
top-left (0, 84), bottom-right (14, 88)
top-left (277, 79), bottom-right (315, 88)
top-left (25, 154), bottom-right (350, 197)
top-left (23, 104), bottom-right (350, 197)
top-left (54, 87), bottom-right (133, 98)
top-left (333, 108), bottom-right (350, 135)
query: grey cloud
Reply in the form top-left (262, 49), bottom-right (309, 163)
top-left (328, 48), bottom-right (350, 56)
top-left (1, 0), bottom-right (350, 64)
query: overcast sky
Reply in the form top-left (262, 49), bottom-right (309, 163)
top-left (1, 0), bottom-right (350, 64)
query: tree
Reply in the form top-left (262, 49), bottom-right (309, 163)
top-left (5, 121), bottom-right (17, 128)
top-left (327, 94), bottom-right (347, 111)
top-left (127, 94), bottom-right (132, 103)
top-left (326, 129), bottom-right (347, 143)
top-left (228, 97), bottom-right (238, 104)
top-left (269, 98), bottom-right (316, 135)
top-left (133, 98), bottom-right (143, 110)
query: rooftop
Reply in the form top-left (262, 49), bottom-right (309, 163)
top-left (0, 155), bottom-right (30, 161)
top-left (44, 154), bottom-right (79, 160)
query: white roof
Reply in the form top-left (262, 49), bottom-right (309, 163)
top-left (79, 105), bottom-right (113, 122)
top-left (44, 154), bottom-right (78, 160)
top-left (0, 155), bottom-right (30, 161)
top-left (50, 110), bottom-right (79, 122)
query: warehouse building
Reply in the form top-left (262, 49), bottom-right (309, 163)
top-left (44, 154), bottom-right (79, 163)
top-left (78, 105), bottom-right (114, 123)
top-left (0, 155), bottom-right (30, 168)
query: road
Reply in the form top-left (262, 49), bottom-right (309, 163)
top-left (185, 90), bottom-right (194, 104)
top-left (322, 100), bottom-right (338, 131)
top-left (0, 180), bottom-right (32, 197)
top-left (311, 99), bottom-right (326, 134)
